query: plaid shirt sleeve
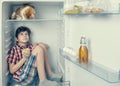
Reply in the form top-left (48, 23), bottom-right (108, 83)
top-left (8, 47), bottom-right (17, 64)
top-left (29, 44), bottom-right (33, 52)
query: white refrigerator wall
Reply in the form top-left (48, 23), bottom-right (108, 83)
top-left (0, 1), bottom-right (2, 86)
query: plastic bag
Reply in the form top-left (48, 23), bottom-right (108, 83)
top-left (83, 0), bottom-right (111, 13)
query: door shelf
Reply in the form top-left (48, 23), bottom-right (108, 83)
top-left (64, 11), bottom-right (120, 15)
top-left (59, 48), bottom-right (120, 83)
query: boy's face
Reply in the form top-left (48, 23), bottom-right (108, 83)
top-left (16, 31), bottom-right (30, 44)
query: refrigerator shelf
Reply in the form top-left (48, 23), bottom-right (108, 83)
top-left (6, 19), bottom-right (63, 22)
top-left (1, 0), bottom-right (64, 4)
top-left (59, 48), bottom-right (120, 83)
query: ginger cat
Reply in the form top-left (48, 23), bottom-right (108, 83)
top-left (10, 4), bottom-right (35, 20)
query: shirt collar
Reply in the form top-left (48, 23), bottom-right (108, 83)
top-left (16, 42), bottom-right (29, 49)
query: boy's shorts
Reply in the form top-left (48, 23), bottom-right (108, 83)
top-left (8, 54), bottom-right (39, 86)
top-left (8, 69), bottom-right (39, 86)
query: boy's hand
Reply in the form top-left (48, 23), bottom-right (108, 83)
top-left (32, 43), bottom-right (38, 50)
top-left (22, 48), bottom-right (30, 59)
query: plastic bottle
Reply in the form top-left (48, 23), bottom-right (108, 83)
top-left (79, 35), bottom-right (88, 64)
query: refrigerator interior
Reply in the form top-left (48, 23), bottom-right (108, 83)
top-left (2, 1), bottom-right (65, 86)
top-left (1, 0), bottom-right (120, 86)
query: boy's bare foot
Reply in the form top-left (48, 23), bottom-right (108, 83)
top-left (47, 72), bottom-right (63, 82)
top-left (40, 79), bottom-right (60, 86)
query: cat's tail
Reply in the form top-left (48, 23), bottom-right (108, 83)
top-left (10, 12), bottom-right (16, 19)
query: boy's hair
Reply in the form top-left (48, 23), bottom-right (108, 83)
top-left (15, 26), bottom-right (31, 38)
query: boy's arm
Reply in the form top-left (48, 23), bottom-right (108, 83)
top-left (9, 57), bottom-right (27, 74)
top-left (9, 48), bottom-right (30, 74)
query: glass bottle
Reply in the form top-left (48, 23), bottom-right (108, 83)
top-left (79, 36), bottom-right (88, 64)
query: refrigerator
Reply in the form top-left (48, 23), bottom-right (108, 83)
top-left (0, 0), bottom-right (120, 86)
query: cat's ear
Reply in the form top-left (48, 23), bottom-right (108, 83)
top-left (23, 3), bottom-right (35, 8)
top-left (23, 3), bottom-right (30, 6)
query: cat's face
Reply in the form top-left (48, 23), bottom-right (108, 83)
top-left (23, 6), bottom-right (35, 19)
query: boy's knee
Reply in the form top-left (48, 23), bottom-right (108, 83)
top-left (38, 44), bottom-right (46, 50)
top-left (32, 45), bottom-right (44, 55)
top-left (35, 45), bottom-right (44, 53)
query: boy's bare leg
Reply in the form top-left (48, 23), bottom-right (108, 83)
top-left (38, 42), bottom-right (49, 49)
top-left (32, 46), bottom-right (46, 81)
top-left (32, 45), bottom-right (60, 86)
top-left (38, 44), bottom-right (63, 82)
top-left (38, 43), bottom-right (52, 75)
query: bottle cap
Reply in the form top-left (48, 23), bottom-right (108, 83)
top-left (80, 35), bottom-right (86, 44)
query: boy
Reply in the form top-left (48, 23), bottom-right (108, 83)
top-left (8, 26), bottom-right (62, 86)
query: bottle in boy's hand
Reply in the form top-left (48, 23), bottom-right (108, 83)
top-left (22, 48), bottom-right (30, 59)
